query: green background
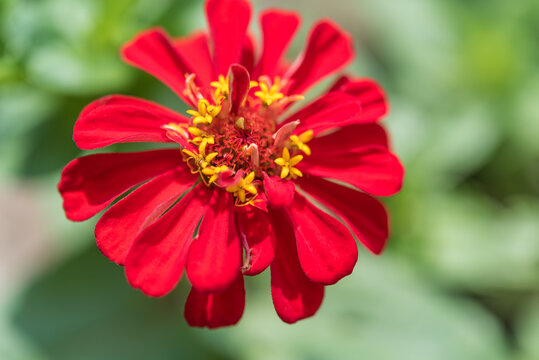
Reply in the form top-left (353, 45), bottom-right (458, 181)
top-left (1, 0), bottom-right (539, 359)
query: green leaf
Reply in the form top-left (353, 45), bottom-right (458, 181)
top-left (516, 298), bottom-right (539, 360)
top-left (11, 247), bottom-right (230, 360)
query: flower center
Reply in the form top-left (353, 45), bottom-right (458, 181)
top-left (164, 74), bottom-right (312, 206)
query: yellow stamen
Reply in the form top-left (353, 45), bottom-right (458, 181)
top-left (201, 165), bottom-right (229, 184)
top-left (210, 75), bottom-right (229, 99)
top-left (187, 127), bottom-right (205, 137)
top-left (274, 147), bottom-right (303, 179)
top-left (289, 130), bottom-right (314, 156)
top-left (198, 140), bottom-right (214, 158)
top-left (187, 127), bottom-right (215, 148)
top-left (226, 171), bottom-right (258, 204)
top-left (211, 75), bottom-right (259, 104)
top-left (186, 99), bottom-right (221, 125)
top-left (181, 148), bottom-right (218, 174)
top-left (254, 76), bottom-right (285, 106)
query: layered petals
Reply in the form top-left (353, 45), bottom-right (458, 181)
top-left (124, 184), bottom-right (210, 297)
top-left (205, 0), bottom-right (252, 76)
top-left (185, 274), bottom-right (245, 328)
top-left (187, 191), bottom-right (242, 292)
top-left (74, 95), bottom-right (187, 150)
top-left (307, 123), bottom-right (389, 154)
top-left (58, 149), bottom-right (181, 221)
top-left (122, 28), bottom-right (198, 103)
top-left (263, 173), bottom-right (295, 208)
top-left (332, 77), bottom-right (389, 122)
top-left (255, 9), bottom-right (301, 78)
top-left (174, 31), bottom-right (214, 89)
top-left (236, 210), bottom-right (276, 276)
top-left (281, 92), bottom-right (364, 136)
top-left (228, 64), bottom-right (251, 114)
top-left (285, 20), bottom-right (354, 95)
top-left (58, 0), bottom-right (403, 329)
top-left (240, 34), bottom-right (256, 74)
top-left (269, 210), bottom-right (324, 324)
top-left (95, 167), bottom-right (196, 265)
top-left (287, 192), bottom-right (357, 285)
top-left (298, 176), bottom-right (389, 254)
top-left (300, 145), bottom-right (404, 196)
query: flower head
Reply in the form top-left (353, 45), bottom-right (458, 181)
top-left (58, 0), bottom-right (404, 329)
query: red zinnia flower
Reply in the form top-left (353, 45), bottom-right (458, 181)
top-left (58, 0), bottom-right (404, 328)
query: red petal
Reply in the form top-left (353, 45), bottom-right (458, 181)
top-left (240, 34), bottom-right (256, 74)
top-left (95, 167), bottom-right (196, 265)
top-left (187, 191), bottom-right (241, 292)
top-left (58, 149), bottom-right (181, 222)
top-left (263, 173), bottom-right (295, 208)
top-left (184, 274), bottom-right (245, 329)
top-left (74, 95), bottom-right (187, 150)
top-left (205, 0), bottom-right (252, 76)
top-left (249, 191), bottom-right (268, 213)
top-left (272, 120), bottom-right (300, 149)
top-left (332, 77), bottom-right (389, 122)
top-left (285, 20), bottom-right (354, 95)
top-left (286, 192), bottom-right (357, 285)
top-left (236, 210), bottom-right (276, 276)
top-left (124, 184), bottom-right (210, 297)
top-left (280, 92), bottom-right (363, 136)
top-left (327, 75), bottom-right (350, 92)
top-left (174, 31), bottom-right (214, 89)
top-left (300, 145), bottom-right (404, 196)
top-left (275, 59), bottom-right (292, 77)
top-left (308, 123), bottom-right (389, 155)
top-left (254, 9), bottom-right (301, 78)
top-left (121, 28), bottom-right (198, 104)
top-left (228, 64), bottom-right (251, 114)
top-left (298, 176), bottom-right (389, 254)
top-left (269, 210), bottom-right (324, 324)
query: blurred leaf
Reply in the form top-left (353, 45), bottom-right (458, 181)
top-left (17, 98), bottom-right (82, 177)
top-left (27, 44), bottom-right (131, 95)
top-left (11, 247), bottom-right (230, 360)
top-left (0, 83), bottom-right (59, 174)
top-left (409, 104), bottom-right (501, 188)
top-left (510, 75), bottom-right (539, 156)
top-left (0, 84), bottom-right (58, 139)
top-left (0, 56), bottom-right (21, 82)
top-left (458, 26), bottom-right (520, 96)
top-left (516, 298), bottom-right (539, 360)
top-left (413, 192), bottom-right (539, 290)
top-left (0, 314), bottom-right (46, 360)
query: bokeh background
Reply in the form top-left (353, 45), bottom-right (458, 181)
top-left (1, 0), bottom-right (539, 359)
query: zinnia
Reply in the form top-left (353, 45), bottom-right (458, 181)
top-left (58, 0), bottom-right (404, 328)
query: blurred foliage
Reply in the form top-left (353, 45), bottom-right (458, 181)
top-left (12, 247), bottom-right (229, 360)
top-left (9, 248), bottom-right (511, 360)
top-left (1, 0), bottom-right (539, 359)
